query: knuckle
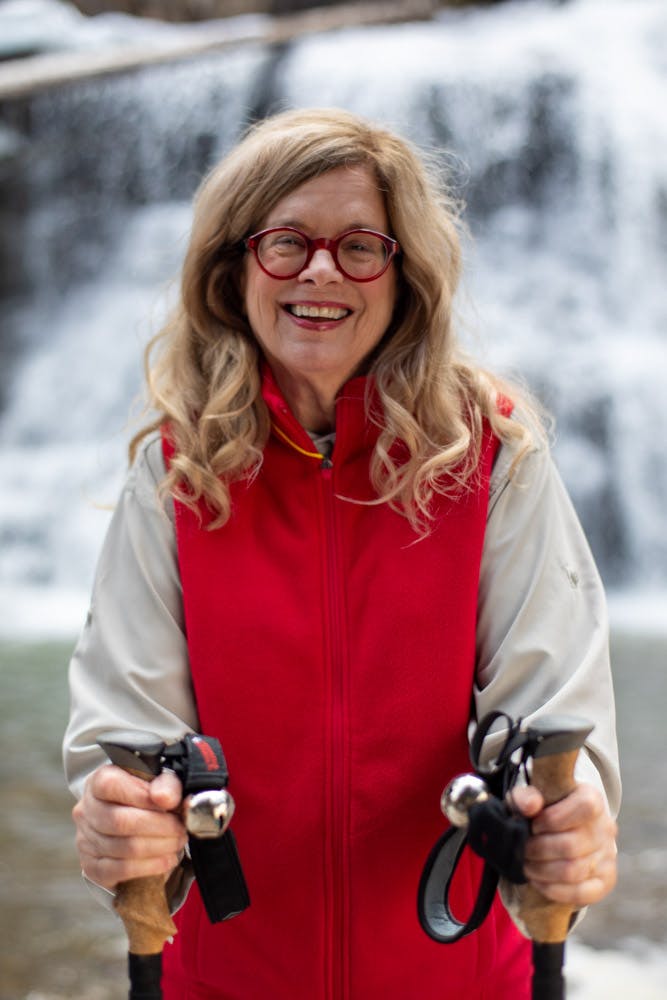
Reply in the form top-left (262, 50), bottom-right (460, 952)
top-left (120, 837), bottom-right (145, 861)
top-left (578, 857), bottom-right (594, 881)
top-left (578, 782), bottom-right (598, 805)
top-left (557, 832), bottom-right (579, 858)
top-left (74, 827), bottom-right (90, 854)
top-left (109, 807), bottom-right (132, 837)
top-left (90, 763), bottom-right (115, 794)
top-left (165, 853), bottom-right (182, 875)
top-left (560, 858), bottom-right (581, 882)
top-left (112, 807), bottom-right (143, 840)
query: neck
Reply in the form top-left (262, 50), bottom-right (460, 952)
top-left (269, 366), bottom-right (342, 433)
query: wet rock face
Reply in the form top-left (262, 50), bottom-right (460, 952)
top-left (0, 62), bottom-right (237, 298)
top-left (0, 120), bottom-right (29, 300)
top-left (422, 72), bottom-right (579, 221)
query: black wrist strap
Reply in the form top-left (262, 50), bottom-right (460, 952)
top-left (417, 825), bottom-right (500, 943)
top-left (417, 712), bottom-right (532, 944)
top-left (189, 829), bottom-right (250, 922)
top-left (165, 734), bottom-right (251, 924)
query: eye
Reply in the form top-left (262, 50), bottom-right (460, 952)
top-left (266, 231), bottom-right (307, 251)
top-left (340, 234), bottom-right (385, 258)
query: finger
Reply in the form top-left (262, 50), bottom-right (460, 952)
top-left (149, 769), bottom-right (183, 812)
top-left (75, 803), bottom-right (187, 890)
top-left (87, 764), bottom-right (166, 811)
top-left (524, 827), bottom-right (599, 863)
top-left (528, 851), bottom-right (618, 908)
top-left (74, 794), bottom-right (186, 840)
top-left (508, 785), bottom-right (544, 818)
top-left (524, 847), bottom-right (604, 884)
top-left (530, 784), bottom-right (605, 835)
top-left (75, 809), bottom-right (187, 860)
top-left (79, 843), bottom-right (183, 889)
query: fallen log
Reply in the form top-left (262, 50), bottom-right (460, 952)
top-left (0, 0), bottom-right (437, 101)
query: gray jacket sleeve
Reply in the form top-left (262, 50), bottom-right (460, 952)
top-left (64, 430), bottom-right (621, 815)
top-left (63, 434), bottom-right (198, 799)
top-left (475, 437), bottom-right (621, 817)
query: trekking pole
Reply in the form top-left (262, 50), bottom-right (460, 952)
top-left (98, 730), bottom-right (249, 999)
top-left (98, 731), bottom-right (176, 1000)
top-left (418, 713), bottom-right (594, 1000)
top-left (512, 716), bottom-right (594, 1000)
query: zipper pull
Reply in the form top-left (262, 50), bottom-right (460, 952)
top-left (321, 456), bottom-right (333, 471)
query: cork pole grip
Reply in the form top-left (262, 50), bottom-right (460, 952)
top-left (114, 873), bottom-right (177, 955)
top-left (97, 731), bottom-right (178, 955)
top-left (516, 746), bottom-right (581, 943)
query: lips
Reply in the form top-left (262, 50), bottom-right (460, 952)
top-left (284, 303), bottom-right (351, 321)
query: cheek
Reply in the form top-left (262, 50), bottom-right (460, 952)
top-left (366, 278), bottom-right (397, 333)
top-left (242, 270), bottom-right (271, 327)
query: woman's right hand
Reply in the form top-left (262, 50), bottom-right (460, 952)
top-left (73, 764), bottom-right (188, 891)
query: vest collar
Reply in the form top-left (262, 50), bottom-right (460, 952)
top-left (260, 362), bottom-right (382, 465)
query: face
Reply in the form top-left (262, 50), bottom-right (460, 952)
top-left (241, 165), bottom-right (397, 406)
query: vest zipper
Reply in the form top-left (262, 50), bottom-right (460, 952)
top-left (320, 457), bottom-right (349, 1000)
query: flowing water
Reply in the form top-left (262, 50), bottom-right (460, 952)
top-left (1, 0), bottom-right (667, 621)
top-left (0, 0), bottom-right (666, 995)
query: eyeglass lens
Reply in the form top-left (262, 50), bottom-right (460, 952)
top-left (256, 230), bottom-right (391, 280)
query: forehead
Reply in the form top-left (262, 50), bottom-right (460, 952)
top-left (263, 164), bottom-right (388, 231)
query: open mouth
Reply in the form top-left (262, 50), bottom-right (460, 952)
top-left (285, 304), bottom-right (351, 321)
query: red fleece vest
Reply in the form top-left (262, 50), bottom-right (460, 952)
top-left (161, 370), bottom-right (531, 999)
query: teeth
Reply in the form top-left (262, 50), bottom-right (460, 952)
top-left (289, 304), bottom-right (348, 320)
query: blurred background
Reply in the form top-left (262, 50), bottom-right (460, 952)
top-left (0, 0), bottom-right (665, 996)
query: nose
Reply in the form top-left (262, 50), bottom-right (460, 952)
top-left (298, 248), bottom-right (343, 285)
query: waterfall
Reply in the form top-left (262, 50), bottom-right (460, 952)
top-left (1, 0), bottom-right (665, 636)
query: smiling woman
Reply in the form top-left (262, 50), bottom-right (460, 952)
top-left (63, 107), bottom-right (620, 1000)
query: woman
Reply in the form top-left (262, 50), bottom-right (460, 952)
top-left (64, 108), bottom-right (619, 999)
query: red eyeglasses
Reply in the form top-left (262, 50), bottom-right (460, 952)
top-left (245, 227), bottom-right (400, 282)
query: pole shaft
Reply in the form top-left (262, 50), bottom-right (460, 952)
top-left (128, 952), bottom-right (163, 1000)
top-left (532, 942), bottom-right (565, 1000)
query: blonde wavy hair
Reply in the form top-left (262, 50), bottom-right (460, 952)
top-left (131, 107), bottom-right (541, 530)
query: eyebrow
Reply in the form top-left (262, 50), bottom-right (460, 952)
top-left (265, 218), bottom-right (380, 233)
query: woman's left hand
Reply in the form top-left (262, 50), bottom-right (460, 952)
top-left (510, 782), bottom-right (618, 908)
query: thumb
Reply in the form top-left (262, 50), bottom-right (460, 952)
top-left (149, 769), bottom-right (183, 812)
top-left (509, 784), bottom-right (544, 818)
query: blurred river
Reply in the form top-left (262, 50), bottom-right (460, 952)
top-left (1, 631), bottom-right (666, 999)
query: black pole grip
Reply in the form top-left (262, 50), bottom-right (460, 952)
top-left (98, 730), bottom-right (166, 779)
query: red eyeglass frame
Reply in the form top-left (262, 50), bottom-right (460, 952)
top-left (244, 227), bottom-right (400, 282)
